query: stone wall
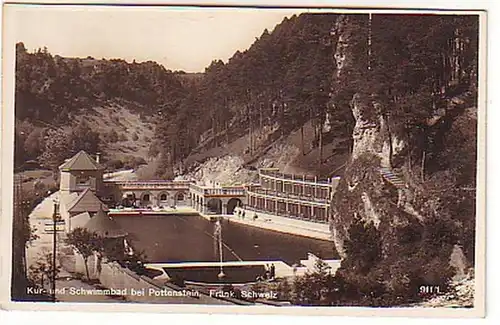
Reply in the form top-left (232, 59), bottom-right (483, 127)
top-left (73, 254), bottom-right (233, 304)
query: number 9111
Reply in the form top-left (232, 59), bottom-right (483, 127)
top-left (419, 285), bottom-right (441, 294)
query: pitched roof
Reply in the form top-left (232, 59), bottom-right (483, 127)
top-left (59, 150), bottom-right (104, 171)
top-left (60, 192), bottom-right (79, 208)
top-left (84, 207), bottom-right (127, 238)
top-left (67, 188), bottom-right (109, 214)
top-left (73, 211), bottom-right (92, 220)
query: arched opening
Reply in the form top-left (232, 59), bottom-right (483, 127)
top-left (158, 192), bottom-right (168, 208)
top-left (206, 198), bottom-right (222, 214)
top-left (172, 191), bottom-right (186, 207)
top-left (227, 198), bottom-right (243, 214)
top-left (141, 192), bottom-right (152, 207)
top-left (102, 194), bottom-right (116, 207)
top-left (122, 192), bottom-right (136, 208)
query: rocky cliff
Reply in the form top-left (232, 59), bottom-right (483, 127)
top-left (327, 14), bottom-right (477, 306)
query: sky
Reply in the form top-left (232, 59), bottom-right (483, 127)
top-left (7, 5), bottom-right (306, 72)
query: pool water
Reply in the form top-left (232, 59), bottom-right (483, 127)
top-left (114, 214), bottom-right (338, 265)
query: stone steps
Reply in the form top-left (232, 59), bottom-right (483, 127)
top-left (379, 167), bottom-right (406, 188)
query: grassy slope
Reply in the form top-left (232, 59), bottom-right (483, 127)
top-left (182, 118), bottom-right (350, 178)
top-left (73, 100), bottom-right (155, 161)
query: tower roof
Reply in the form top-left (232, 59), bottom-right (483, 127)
top-left (67, 188), bottom-right (108, 214)
top-left (59, 150), bottom-right (104, 171)
top-left (84, 207), bottom-right (127, 238)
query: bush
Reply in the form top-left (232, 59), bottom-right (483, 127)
top-left (122, 156), bottom-right (147, 170)
top-left (320, 215), bottom-right (457, 307)
top-left (106, 159), bottom-right (124, 171)
top-left (108, 130), bottom-right (119, 143)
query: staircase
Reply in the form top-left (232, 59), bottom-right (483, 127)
top-left (379, 167), bottom-right (406, 189)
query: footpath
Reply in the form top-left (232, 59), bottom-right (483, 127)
top-left (219, 207), bottom-right (332, 241)
top-left (25, 192), bottom-right (123, 302)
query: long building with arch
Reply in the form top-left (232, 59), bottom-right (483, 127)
top-left (244, 168), bottom-right (340, 224)
top-left (57, 151), bottom-right (340, 235)
top-left (102, 180), bottom-right (191, 208)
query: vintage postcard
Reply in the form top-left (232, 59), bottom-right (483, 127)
top-left (0, 1), bottom-right (487, 318)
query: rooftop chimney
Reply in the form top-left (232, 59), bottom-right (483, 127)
top-left (96, 152), bottom-right (100, 164)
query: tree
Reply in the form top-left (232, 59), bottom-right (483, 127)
top-left (70, 120), bottom-right (100, 155)
top-left (23, 127), bottom-right (45, 160)
top-left (342, 218), bottom-right (382, 274)
top-left (28, 250), bottom-right (61, 289)
top-left (65, 227), bottom-right (103, 281)
top-left (291, 258), bottom-right (336, 305)
top-left (38, 121), bottom-right (101, 170)
top-left (38, 129), bottom-right (72, 170)
top-left (14, 130), bottom-right (27, 168)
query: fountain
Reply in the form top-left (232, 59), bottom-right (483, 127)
top-left (215, 219), bottom-right (226, 279)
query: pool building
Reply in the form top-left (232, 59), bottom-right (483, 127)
top-left (57, 151), bottom-right (340, 235)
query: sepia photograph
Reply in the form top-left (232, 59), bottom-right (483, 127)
top-left (1, 2), bottom-right (486, 317)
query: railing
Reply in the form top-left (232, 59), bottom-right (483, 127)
top-left (247, 188), bottom-right (330, 205)
top-left (105, 180), bottom-right (191, 190)
top-left (259, 168), bottom-right (337, 186)
top-left (245, 184), bottom-right (262, 191)
top-left (189, 183), bottom-right (246, 196)
top-left (189, 183), bottom-right (205, 195)
top-left (243, 206), bottom-right (328, 224)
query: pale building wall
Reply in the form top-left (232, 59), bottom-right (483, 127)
top-left (59, 171), bottom-right (74, 193)
top-left (71, 213), bottom-right (92, 231)
top-left (108, 187), bottom-right (190, 208)
top-left (58, 192), bottom-right (78, 233)
top-left (60, 170), bottom-right (103, 194)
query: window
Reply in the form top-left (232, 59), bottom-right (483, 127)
top-left (160, 194), bottom-right (167, 201)
top-left (177, 193), bottom-right (185, 201)
top-left (143, 194), bottom-right (150, 202)
top-left (77, 175), bottom-right (90, 185)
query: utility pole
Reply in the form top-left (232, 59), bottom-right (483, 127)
top-left (279, 90), bottom-right (285, 137)
top-left (318, 124), bottom-right (323, 169)
top-left (260, 102), bottom-right (263, 130)
top-left (301, 125), bottom-right (305, 156)
top-left (225, 96), bottom-right (229, 144)
top-left (14, 174), bottom-right (29, 288)
top-left (368, 13), bottom-right (372, 71)
top-left (248, 102), bottom-right (253, 156)
top-left (52, 198), bottom-right (59, 302)
top-left (247, 89), bottom-right (253, 156)
top-left (421, 151), bottom-right (426, 183)
top-left (52, 200), bottom-right (56, 301)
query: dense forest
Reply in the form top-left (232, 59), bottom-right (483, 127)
top-left (15, 13), bottom-right (347, 174)
top-left (15, 42), bottom-right (188, 122)
top-left (324, 14), bottom-right (479, 306)
top-left (14, 42), bottom-right (189, 170)
top-left (14, 13), bottom-right (479, 175)
top-left (13, 12), bottom-right (479, 306)
top-left (151, 13), bottom-right (345, 175)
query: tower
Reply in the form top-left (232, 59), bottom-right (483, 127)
top-left (59, 150), bottom-right (104, 195)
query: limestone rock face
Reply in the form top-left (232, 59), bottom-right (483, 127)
top-left (327, 15), bottom-right (474, 273)
top-left (333, 133), bottom-right (417, 257)
top-left (333, 15), bottom-right (357, 79)
top-left (328, 15), bottom-right (414, 258)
